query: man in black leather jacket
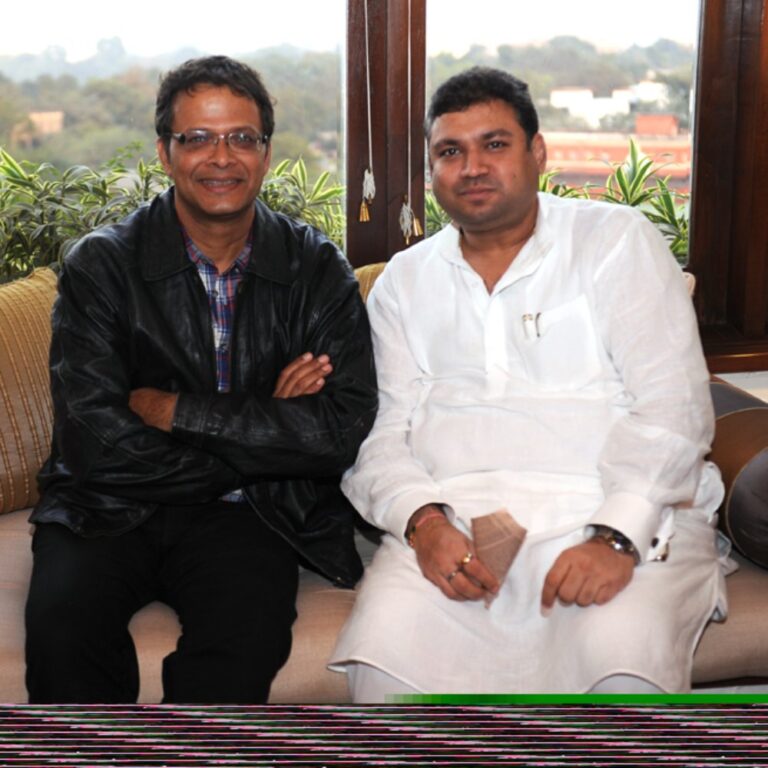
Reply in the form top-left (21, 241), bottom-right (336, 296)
top-left (25, 56), bottom-right (377, 703)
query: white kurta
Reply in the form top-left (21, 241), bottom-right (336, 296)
top-left (331, 193), bottom-right (729, 693)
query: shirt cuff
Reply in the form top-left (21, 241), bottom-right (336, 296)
top-left (587, 491), bottom-right (666, 564)
top-left (386, 489), bottom-right (455, 545)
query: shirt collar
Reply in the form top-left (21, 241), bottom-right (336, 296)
top-left (435, 192), bottom-right (554, 288)
top-left (183, 229), bottom-right (252, 275)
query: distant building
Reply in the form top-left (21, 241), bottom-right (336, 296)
top-left (28, 111), bottom-right (65, 135)
top-left (550, 87), bottom-right (624, 128)
top-left (549, 81), bottom-right (672, 129)
top-left (635, 113), bottom-right (679, 137)
top-left (544, 123), bottom-right (691, 193)
top-left (10, 111), bottom-right (65, 149)
top-left (632, 80), bottom-right (670, 107)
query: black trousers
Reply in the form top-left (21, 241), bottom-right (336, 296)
top-left (25, 501), bottom-right (299, 704)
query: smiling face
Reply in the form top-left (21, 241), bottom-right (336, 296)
top-left (156, 84), bottom-right (271, 231)
top-left (428, 99), bottom-right (546, 237)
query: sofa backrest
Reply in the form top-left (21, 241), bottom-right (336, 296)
top-left (354, 262), bottom-right (386, 303)
top-left (0, 269), bottom-right (58, 515)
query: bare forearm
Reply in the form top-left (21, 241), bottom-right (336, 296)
top-left (129, 388), bottom-right (178, 432)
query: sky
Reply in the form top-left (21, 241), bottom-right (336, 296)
top-left (4, 0), bottom-right (699, 62)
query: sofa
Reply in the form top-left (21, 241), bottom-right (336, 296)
top-left (0, 265), bottom-right (766, 703)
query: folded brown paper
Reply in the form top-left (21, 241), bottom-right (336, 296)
top-left (472, 509), bottom-right (527, 606)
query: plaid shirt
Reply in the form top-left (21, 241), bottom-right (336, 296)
top-left (184, 231), bottom-right (252, 501)
top-left (184, 231), bottom-right (251, 393)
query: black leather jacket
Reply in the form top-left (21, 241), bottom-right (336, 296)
top-left (33, 189), bottom-right (378, 587)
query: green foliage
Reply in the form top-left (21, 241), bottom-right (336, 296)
top-left (538, 169), bottom-right (592, 199)
top-left (643, 180), bottom-right (689, 261)
top-left (259, 158), bottom-right (345, 248)
top-left (425, 190), bottom-right (451, 237)
top-left (600, 138), bottom-right (689, 261)
top-left (0, 149), bottom-right (345, 281)
top-left (0, 147), bottom-right (167, 280)
top-left (602, 138), bottom-right (659, 206)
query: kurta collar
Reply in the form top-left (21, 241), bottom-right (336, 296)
top-left (434, 192), bottom-right (555, 290)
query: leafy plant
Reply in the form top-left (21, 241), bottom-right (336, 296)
top-left (425, 190), bottom-right (451, 237)
top-left (643, 179), bottom-right (689, 261)
top-left (601, 138), bottom-right (661, 207)
top-left (0, 147), bottom-right (168, 281)
top-left (0, 150), bottom-right (345, 281)
top-left (598, 139), bottom-right (689, 262)
top-left (538, 169), bottom-right (592, 199)
top-left (259, 158), bottom-right (345, 248)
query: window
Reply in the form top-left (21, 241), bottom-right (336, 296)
top-left (1, 2), bottom-right (345, 187)
top-left (427, 1), bottom-right (700, 202)
top-left (347, 0), bottom-right (768, 371)
top-left (3, 0), bottom-right (768, 369)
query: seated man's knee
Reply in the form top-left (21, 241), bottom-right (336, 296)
top-left (25, 588), bottom-right (139, 703)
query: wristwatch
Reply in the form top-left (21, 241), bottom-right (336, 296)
top-left (589, 525), bottom-right (640, 565)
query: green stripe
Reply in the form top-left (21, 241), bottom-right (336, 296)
top-left (388, 693), bottom-right (768, 704)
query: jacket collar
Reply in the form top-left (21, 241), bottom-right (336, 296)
top-left (139, 187), bottom-right (295, 286)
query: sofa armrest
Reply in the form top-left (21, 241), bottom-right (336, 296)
top-left (709, 378), bottom-right (768, 569)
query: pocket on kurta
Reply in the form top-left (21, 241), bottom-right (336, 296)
top-left (518, 294), bottom-right (602, 390)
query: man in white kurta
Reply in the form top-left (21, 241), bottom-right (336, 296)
top-left (330, 67), bottom-right (727, 699)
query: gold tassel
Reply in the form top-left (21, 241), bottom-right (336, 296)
top-left (359, 168), bottom-right (376, 223)
top-left (412, 216), bottom-right (423, 237)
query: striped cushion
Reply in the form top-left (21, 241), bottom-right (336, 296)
top-left (354, 262), bottom-right (386, 303)
top-left (0, 269), bottom-right (57, 514)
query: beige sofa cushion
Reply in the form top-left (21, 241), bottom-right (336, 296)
top-left (693, 554), bottom-right (768, 683)
top-left (0, 269), bottom-right (57, 515)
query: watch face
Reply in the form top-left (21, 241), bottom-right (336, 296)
top-left (592, 528), bottom-right (638, 563)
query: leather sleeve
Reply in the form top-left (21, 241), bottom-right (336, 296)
top-left (49, 255), bottom-right (242, 503)
top-left (171, 239), bottom-right (378, 480)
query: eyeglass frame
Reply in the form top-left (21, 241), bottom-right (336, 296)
top-left (167, 129), bottom-right (270, 153)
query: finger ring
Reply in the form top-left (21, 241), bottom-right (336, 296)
top-left (446, 569), bottom-right (459, 582)
top-left (461, 552), bottom-right (474, 566)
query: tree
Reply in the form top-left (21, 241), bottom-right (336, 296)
top-left (0, 75), bottom-right (27, 145)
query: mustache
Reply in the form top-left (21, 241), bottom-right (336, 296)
top-left (457, 181), bottom-right (497, 193)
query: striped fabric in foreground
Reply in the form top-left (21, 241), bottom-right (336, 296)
top-left (0, 704), bottom-right (765, 766)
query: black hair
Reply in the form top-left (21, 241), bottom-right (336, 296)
top-left (155, 55), bottom-right (274, 151)
top-left (425, 66), bottom-right (539, 146)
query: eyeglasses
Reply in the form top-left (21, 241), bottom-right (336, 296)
top-left (168, 129), bottom-right (269, 153)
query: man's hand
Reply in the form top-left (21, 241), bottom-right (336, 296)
top-left (541, 539), bottom-right (634, 612)
top-left (408, 504), bottom-right (499, 602)
top-left (273, 353), bottom-right (333, 398)
top-left (129, 388), bottom-right (178, 432)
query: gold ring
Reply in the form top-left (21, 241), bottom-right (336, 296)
top-left (446, 569), bottom-right (459, 582)
top-left (461, 552), bottom-right (474, 566)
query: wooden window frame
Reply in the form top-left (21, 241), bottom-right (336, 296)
top-left (690, 0), bottom-right (768, 371)
top-left (346, 0), bottom-right (426, 268)
top-left (347, 0), bottom-right (768, 373)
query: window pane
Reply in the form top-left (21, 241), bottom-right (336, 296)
top-left (1, 2), bottom-right (345, 185)
top-left (426, 0), bottom-right (700, 262)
